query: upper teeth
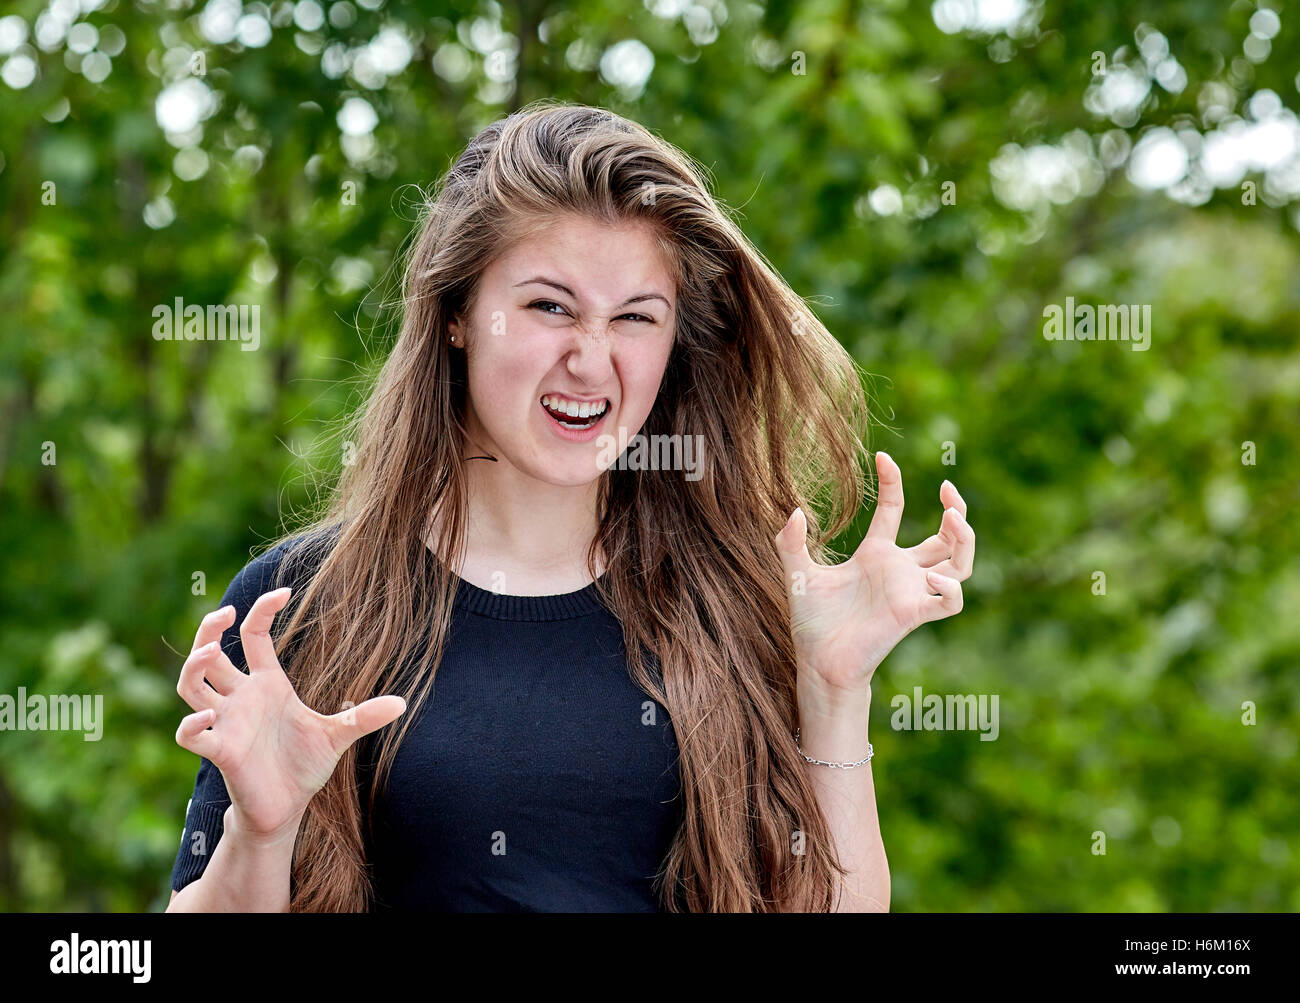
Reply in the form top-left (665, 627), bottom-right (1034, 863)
top-left (543, 395), bottom-right (608, 419)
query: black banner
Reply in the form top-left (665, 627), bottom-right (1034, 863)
top-left (0, 911), bottom-right (1291, 990)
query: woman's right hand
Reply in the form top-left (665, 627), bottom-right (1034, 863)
top-left (173, 588), bottom-right (407, 841)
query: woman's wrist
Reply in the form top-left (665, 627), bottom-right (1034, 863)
top-left (796, 678), bottom-right (873, 764)
top-left (168, 806), bottom-right (302, 912)
top-left (223, 804), bottom-right (306, 851)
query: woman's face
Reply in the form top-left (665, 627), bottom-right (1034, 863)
top-left (451, 213), bottom-right (677, 488)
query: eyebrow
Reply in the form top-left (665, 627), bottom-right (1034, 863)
top-left (513, 277), bottom-right (671, 309)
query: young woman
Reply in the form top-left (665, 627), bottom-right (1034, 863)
top-left (165, 101), bottom-right (974, 913)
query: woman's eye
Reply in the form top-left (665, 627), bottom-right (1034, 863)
top-left (527, 301), bottom-right (654, 324)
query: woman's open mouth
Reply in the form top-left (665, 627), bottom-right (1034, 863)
top-left (540, 394), bottom-right (610, 432)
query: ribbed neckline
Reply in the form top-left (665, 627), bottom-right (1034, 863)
top-left (451, 571), bottom-right (609, 621)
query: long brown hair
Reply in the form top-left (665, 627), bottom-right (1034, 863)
top-left (270, 100), bottom-right (871, 911)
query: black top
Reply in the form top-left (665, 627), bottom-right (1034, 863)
top-left (169, 533), bottom-right (684, 911)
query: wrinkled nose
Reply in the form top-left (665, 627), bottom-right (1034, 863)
top-left (564, 325), bottom-right (615, 386)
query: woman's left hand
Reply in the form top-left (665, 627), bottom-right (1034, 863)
top-left (775, 452), bottom-right (975, 704)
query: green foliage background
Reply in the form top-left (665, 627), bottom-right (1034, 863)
top-left (1, 0), bottom-right (1296, 911)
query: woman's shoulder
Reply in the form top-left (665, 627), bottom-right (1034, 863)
top-left (223, 523), bottom-right (341, 609)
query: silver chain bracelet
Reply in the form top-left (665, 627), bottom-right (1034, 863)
top-left (794, 727), bottom-right (874, 769)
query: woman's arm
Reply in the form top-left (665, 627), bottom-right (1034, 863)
top-left (775, 452), bottom-right (975, 913)
top-left (164, 583), bottom-right (405, 913)
top-left (797, 689), bottom-right (889, 911)
top-left (166, 806), bottom-right (304, 912)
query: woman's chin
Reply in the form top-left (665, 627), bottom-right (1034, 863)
top-left (537, 461), bottom-right (604, 489)
top-left (506, 448), bottom-right (604, 489)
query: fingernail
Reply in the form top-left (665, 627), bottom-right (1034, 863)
top-left (199, 640), bottom-right (218, 654)
top-left (876, 451), bottom-right (891, 463)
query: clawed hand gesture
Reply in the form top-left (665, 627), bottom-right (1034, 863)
top-left (174, 588), bottom-right (406, 841)
top-left (775, 452), bottom-right (975, 697)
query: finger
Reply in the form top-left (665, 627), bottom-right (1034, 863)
top-left (175, 708), bottom-right (222, 761)
top-left (191, 605), bottom-right (236, 654)
top-left (177, 641), bottom-right (225, 712)
top-left (239, 588), bottom-right (293, 673)
top-left (906, 507), bottom-right (964, 566)
top-left (865, 452), bottom-right (904, 543)
top-left (942, 509), bottom-right (974, 579)
top-left (923, 571), bottom-right (964, 621)
top-left (326, 695), bottom-right (408, 754)
top-left (924, 558), bottom-right (970, 583)
top-left (907, 534), bottom-right (948, 566)
top-left (774, 507), bottom-right (816, 590)
top-left (940, 479), bottom-right (967, 520)
top-left (200, 645), bottom-right (246, 695)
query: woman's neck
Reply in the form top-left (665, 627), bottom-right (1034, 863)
top-left (451, 455), bottom-right (605, 596)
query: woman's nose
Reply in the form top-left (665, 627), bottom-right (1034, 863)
top-left (564, 325), bottom-right (615, 384)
